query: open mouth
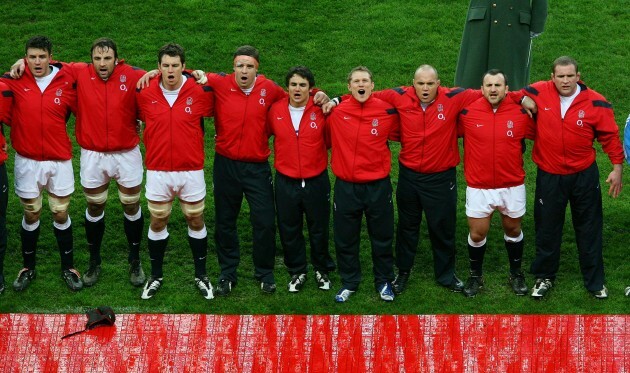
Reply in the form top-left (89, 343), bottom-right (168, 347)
top-left (168, 75), bottom-right (175, 80)
top-left (358, 89), bottom-right (365, 95)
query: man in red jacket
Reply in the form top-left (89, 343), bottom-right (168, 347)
top-left (327, 66), bottom-right (400, 303)
top-left (457, 69), bottom-right (534, 297)
top-left (136, 43), bottom-right (214, 300)
top-left (0, 81), bottom-right (12, 294)
top-left (1, 36), bottom-right (81, 291)
top-left (267, 66), bottom-right (335, 293)
top-left (12, 38), bottom-right (148, 288)
top-left (521, 56), bottom-right (623, 299)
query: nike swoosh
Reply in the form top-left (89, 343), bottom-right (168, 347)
top-left (343, 116), bottom-right (351, 120)
top-left (24, 251), bottom-right (34, 255)
top-left (476, 124), bottom-right (483, 127)
top-left (23, 88), bottom-right (31, 91)
top-left (277, 117), bottom-right (283, 120)
top-left (199, 256), bottom-right (206, 260)
top-left (64, 250), bottom-right (72, 254)
top-left (230, 88), bottom-right (237, 92)
top-left (544, 108), bottom-right (551, 111)
top-left (151, 100), bottom-right (158, 104)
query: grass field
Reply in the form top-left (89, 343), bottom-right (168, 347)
top-left (0, 0), bottom-right (628, 314)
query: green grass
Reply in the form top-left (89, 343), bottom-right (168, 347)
top-left (0, 0), bottom-right (628, 314)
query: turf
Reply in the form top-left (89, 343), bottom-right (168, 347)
top-left (0, 0), bottom-right (628, 314)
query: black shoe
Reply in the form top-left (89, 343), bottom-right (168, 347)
top-left (261, 281), bottom-right (277, 294)
top-left (215, 279), bottom-right (233, 296)
top-left (314, 270), bottom-right (331, 291)
top-left (141, 276), bottom-right (163, 299)
top-left (82, 264), bottom-right (101, 287)
top-left (13, 268), bottom-right (36, 291)
top-left (392, 271), bottom-right (410, 295)
top-left (508, 271), bottom-right (528, 296)
top-left (463, 275), bottom-right (484, 297)
top-left (288, 273), bottom-right (307, 293)
top-left (129, 260), bottom-right (146, 287)
top-left (446, 275), bottom-right (465, 293)
top-left (62, 268), bottom-right (84, 291)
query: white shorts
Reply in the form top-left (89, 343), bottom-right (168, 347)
top-left (465, 184), bottom-right (526, 219)
top-left (80, 146), bottom-right (143, 189)
top-left (14, 153), bottom-right (75, 199)
top-left (145, 170), bottom-right (206, 203)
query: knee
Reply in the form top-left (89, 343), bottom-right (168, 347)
top-left (469, 231), bottom-right (486, 244)
top-left (119, 190), bottom-right (141, 215)
top-left (20, 195), bottom-right (43, 223)
top-left (49, 195), bottom-right (70, 223)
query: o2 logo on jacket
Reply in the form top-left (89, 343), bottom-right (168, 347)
top-left (259, 88), bottom-right (266, 107)
top-left (371, 119), bottom-right (379, 136)
top-left (185, 97), bottom-right (193, 114)
top-left (437, 104), bottom-right (445, 120)
top-left (54, 89), bottom-right (63, 105)
top-left (577, 110), bottom-right (585, 127)
top-left (120, 75), bottom-right (127, 91)
top-left (506, 120), bottom-right (514, 137)
top-left (310, 112), bottom-right (318, 129)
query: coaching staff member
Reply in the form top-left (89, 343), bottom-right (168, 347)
top-left (522, 56), bottom-right (623, 299)
top-left (327, 66), bottom-right (399, 303)
top-left (268, 66), bottom-right (335, 293)
top-left (458, 69), bottom-right (534, 297)
top-left (1, 36), bottom-right (81, 291)
top-left (136, 43), bottom-right (214, 300)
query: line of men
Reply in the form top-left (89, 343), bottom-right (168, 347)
top-left (0, 36), bottom-right (623, 303)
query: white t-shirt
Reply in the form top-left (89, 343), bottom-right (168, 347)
top-left (289, 105), bottom-right (306, 134)
top-left (560, 85), bottom-right (581, 118)
top-left (35, 65), bottom-right (59, 93)
top-left (160, 76), bottom-right (187, 107)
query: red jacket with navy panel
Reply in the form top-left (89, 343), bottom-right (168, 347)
top-left (1, 61), bottom-right (76, 161)
top-left (137, 76), bottom-right (214, 171)
top-left (521, 80), bottom-right (623, 174)
top-left (328, 95), bottom-right (400, 183)
top-left (268, 97), bottom-right (329, 179)
top-left (458, 96), bottom-right (534, 189)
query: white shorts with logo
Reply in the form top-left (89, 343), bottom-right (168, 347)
top-left (14, 153), bottom-right (75, 199)
top-left (465, 184), bottom-right (526, 219)
top-left (145, 170), bottom-right (206, 203)
top-left (80, 146), bottom-right (143, 189)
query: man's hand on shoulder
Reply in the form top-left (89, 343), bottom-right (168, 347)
top-left (136, 69), bottom-right (159, 89)
top-left (10, 59), bottom-right (25, 79)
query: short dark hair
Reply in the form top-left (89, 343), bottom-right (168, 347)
top-left (25, 36), bottom-right (52, 55)
top-left (347, 66), bottom-right (373, 83)
top-left (285, 66), bottom-right (315, 88)
top-left (91, 37), bottom-right (118, 59)
top-left (552, 56), bottom-right (579, 74)
top-left (233, 45), bottom-right (259, 62)
top-left (483, 69), bottom-right (508, 86)
top-left (158, 43), bottom-right (185, 64)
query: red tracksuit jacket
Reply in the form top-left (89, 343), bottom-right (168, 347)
top-left (522, 81), bottom-right (623, 174)
top-left (205, 73), bottom-right (286, 162)
top-left (1, 61), bottom-right (76, 161)
top-left (137, 76), bottom-right (214, 171)
top-left (0, 81), bottom-right (12, 164)
top-left (373, 86), bottom-right (482, 173)
top-left (71, 61), bottom-right (146, 152)
top-left (458, 96), bottom-right (534, 189)
top-left (328, 95), bottom-right (399, 183)
top-left (268, 97), bottom-right (329, 179)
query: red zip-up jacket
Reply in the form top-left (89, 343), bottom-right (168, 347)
top-left (70, 61), bottom-right (146, 152)
top-left (268, 97), bottom-right (329, 179)
top-left (521, 81), bottom-right (623, 174)
top-left (137, 76), bottom-right (214, 171)
top-left (0, 81), bottom-right (12, 164)
top-left (205, 73), bottom-right (286, 162)
top-left (458, 96), bottom-right (534, 189)
top-left (1, 61), bottom-right (76, 161)
top-left (372, 86), bottom-right (482, 173)
top-left (328, 95), bottom-right (399, 183)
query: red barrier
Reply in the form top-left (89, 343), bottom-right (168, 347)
top-left (0, 314), bottom-right (627, 372)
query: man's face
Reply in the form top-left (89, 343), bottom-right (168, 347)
top-left (92, 47), bottom-right (117, 81)
top-left (233, 56), bottom-right (258, 89)
top-left (347, 71), bottom-right (374, 103)
top-left (552, 64), bottom-right (580, 97)
top-left (481, 73), bottom-right (508, 108)
top-left (26, 48), bottom-right (51, 78)
top-left (288, 74), bottom-right (310, 107)
top-left (413, 69), bottom-right (440, 103)
top-left (159, 55), bottom-right (185, 90)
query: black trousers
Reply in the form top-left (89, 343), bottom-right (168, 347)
top-left (395, 165), bottom-right (457, 285)
top-left (334, 177), bottom-right (394, 290)
top-left (0, 163), bottom-right (7, 277)
top-left (213, 153), bottom-right (276, 283)
top-left (530, 163), bottom-right (605, 291)
top-left (275, 170), bottom-right (335, 275)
